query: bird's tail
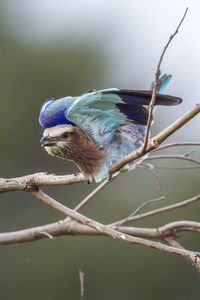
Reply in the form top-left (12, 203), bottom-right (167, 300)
top-left (152, 73), bottom-right (172, 94)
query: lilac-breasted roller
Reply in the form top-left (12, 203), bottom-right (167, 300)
top-left (39, 74), bottom-right (182, 183)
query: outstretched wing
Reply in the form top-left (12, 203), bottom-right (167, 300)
top-left (66, 86), bottom-right (182, 145)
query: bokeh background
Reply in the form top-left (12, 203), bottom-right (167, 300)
top-left (0, 0), bottom-right (200, 299)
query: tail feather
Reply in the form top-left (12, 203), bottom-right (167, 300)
top-left (113, 73), bottom-right (182, 124)
top-left (157, 74), bottom-right (172, 94)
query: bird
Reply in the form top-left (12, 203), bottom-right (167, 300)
top-left (39, 74), bottom-right (182, 183)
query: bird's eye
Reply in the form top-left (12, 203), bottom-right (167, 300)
top-left (62, 132), bottom-right (68, 138)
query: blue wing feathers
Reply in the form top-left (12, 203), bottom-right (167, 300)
top-left (39, 74), bottom-right (182, 145)
top-left (39, 97), bottom-right (75, 128)
top-left (116, 104), bottom-right (148, 124)
top-left (101, 90), bottom-right (182, 106)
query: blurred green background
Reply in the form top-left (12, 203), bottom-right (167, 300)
top-left (0, 1), bottom-right (200, 299)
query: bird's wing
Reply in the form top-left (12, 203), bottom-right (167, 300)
top-left (39, 97), bottom-right (75, 128)
top-left (66, 88), bottom-right (182, 144)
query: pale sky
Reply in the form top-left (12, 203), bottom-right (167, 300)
top-left (2, 0), bottom-right (200, 138)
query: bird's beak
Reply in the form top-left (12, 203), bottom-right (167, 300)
top-left (40, 136), bottom-right (57, 147)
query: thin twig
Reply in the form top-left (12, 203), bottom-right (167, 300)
top-left (137, 163), bottom-right (162, 191)
top-left (142, 7), bottom-right (188, 152)
top-left (151, 142), bottom-right (200, 152)
top-left (132, 197), bottom-right (165, 217)
top-left (114, 196), bottom-right (165, 228)
top-left (74, 176), bottom-right (115, 212)
top-left (145, 154), bottom-right (200, 165)
top-left (79, 269), bottom-right (85, 300)
top-left (63, 177), bottom-right (113, 222)
top-left (111, 194), bottom-right (200, 226)
top-left (73, 172), bottom-right (121, 213)
top-left (153, 165), bottom-right (200, 170)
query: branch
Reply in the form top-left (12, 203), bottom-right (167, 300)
top-left (1, 104), bottom-right (199, 194)
top-left (145, 154), bottom-right (200, 165)
top-left (142, 7), bottom-right (188, 151)
top-left (112, 194), bottom-right (200, 226)
top-left (0, 192), bottom-right (199, 269)
top-left (0, 172), bottom-right (84, 193)
top-left (29, 189), bottom-right (200, 270)
top-left (113, 196), bottom-right (165, 228)
top-left (110, 104), bottom-right (200, 174)
top-left (73, 176), bottom-right (114, 212)
top-left (0, 219), bottom-right (199, 244)
top-left (151, 142), bottom-right (200, 152)
top-left (153, 165), bottom-right (200, 170)
top-left (158, 220), bottom-right (200, 235)
top-left (0, 187), bottom-right (199, 269)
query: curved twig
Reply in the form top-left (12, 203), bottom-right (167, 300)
top-left (111, 194), bottom-right (200, 226)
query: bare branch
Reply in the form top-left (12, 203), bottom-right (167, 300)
top-left (151, 142), bottom-right (200, 152)
top-left (29, 189), bottom-right (200, 268)
top-left (30, 189), bottom-right (200, 270)
top-left (74, 177), bottom-right (112, 212)
top-left (158, 220), bottom-right (200, 235)
top-left (142, 7), bottom-right (188, 151)
top-left (0, 218), bottom-right (200, 245)
top-left (112, 194), bottom-right (200, 226)
top-left (0, 172), bottom-right (84, 193)
top-left (114, 196), bottom-right (165, 228)
top-left (153, 165), bottom-right (200, 170)
top-left (145, 154), bottom-right (200, 165)
top-left (72, 172), bottom-right (121, 213)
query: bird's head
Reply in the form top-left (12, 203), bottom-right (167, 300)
top-left (40, 124), bottom-right (79, 160)
top-left (40, 124), bottom-right (106, 179)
